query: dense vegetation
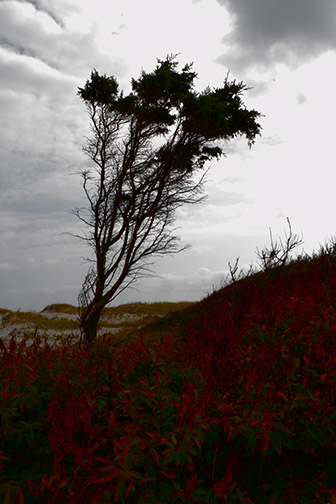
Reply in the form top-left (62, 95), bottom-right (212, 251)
top-left (1, 241), bottom-right (336, 502)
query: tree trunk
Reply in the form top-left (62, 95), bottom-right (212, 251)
top-left (80, 304), bottom-right (104, 346)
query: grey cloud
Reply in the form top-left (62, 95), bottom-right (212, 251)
top-left (0, 1), bottom-right (125, 231)
top-left (241, 78), bottom-right (271, 97)
top-left (297, 92), bottom-right (307, 104)
top-left (0, 2), bottom-right (126, 76)
top-left (208, 187), bottom-right (253, 207)
top-left (0, 83), bottom-right (84, 188)
top-left (260, 135), bottom-right (283, 146)
top-left (111, 24), bottom-right (128, 36)
top-left (15, 0), bottom-right (77, 28)
top-left (0, 50), bottom-right (75, 97)
top-left (0, 254), bottom-right (86, 311)
top-left (216, 0), bottom-right (336, 71)
top-left (1, 189), bottom-right (76, 216)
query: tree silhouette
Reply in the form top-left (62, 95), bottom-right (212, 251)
top-left (74, 55), bottom-right (262, 344)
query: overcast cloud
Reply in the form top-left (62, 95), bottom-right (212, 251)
top-left (215, 0), bottom-right (336, 71)
top-left (1, 0), bottom-right (336, 310)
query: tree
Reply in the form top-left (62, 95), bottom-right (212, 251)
top-left (74, 55), bottom-right (262, 345)
top-left (255, 217), bottom-right (304, 271)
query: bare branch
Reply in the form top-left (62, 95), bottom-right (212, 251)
top-left (255, 217), bottom-right (304, 271)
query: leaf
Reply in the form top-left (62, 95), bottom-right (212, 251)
top-left (161, 469), bottom-right (178, 479)
top-left (94, 456), bottom-right (113, 464)
top-left (4, 487), bottom-right (12, 504)
top-left (92, 465), bottom-right (122, 484)
top-left (270, 432), bottom-right (282, 455)
top-left (329, 488), bottom-right (336, 504)
top-left (125, 482), bottom-right (134, 498)
top-left (103, 491), bottom-right (113, 502)
top-left (248, 432), bottom-right (256, 451)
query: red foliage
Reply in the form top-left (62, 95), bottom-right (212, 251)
top-left (2, 252), bottom-right (336, 502)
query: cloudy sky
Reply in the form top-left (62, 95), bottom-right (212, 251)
top-left (1, 0), bottom-right (336, 311)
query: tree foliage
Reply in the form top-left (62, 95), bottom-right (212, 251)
top-left (74, 55), bottom-right (262, 344)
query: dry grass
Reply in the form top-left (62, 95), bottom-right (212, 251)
top-left (101, 301), bottom-right (193, 318)
top-left (0, 301), bottom-right (195, 348)
top-left (1, 310), bottom-right (78, 331)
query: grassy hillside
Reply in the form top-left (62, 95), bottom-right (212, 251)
top-left (1, 241), bottom-right (336, 502)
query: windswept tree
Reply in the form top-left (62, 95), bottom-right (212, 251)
top-left (74, 55), bottom-right (261, 344)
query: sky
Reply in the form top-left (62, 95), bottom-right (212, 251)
top-left (1, 0), bottom-right (336, 311)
